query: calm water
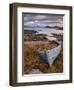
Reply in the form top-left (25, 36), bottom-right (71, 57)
top-left (24, 27), bottom-right (63, 36)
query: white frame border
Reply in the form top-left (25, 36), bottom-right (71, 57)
top-left (17, 7), bottom-right (70, 83)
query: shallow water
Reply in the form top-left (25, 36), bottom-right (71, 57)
top-left (24, 27), bottom-right (63, 36)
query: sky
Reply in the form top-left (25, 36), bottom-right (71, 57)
top-left (23, 14), bottom-right (63, 28)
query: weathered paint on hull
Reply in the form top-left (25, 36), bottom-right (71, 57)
top-left (38, 45), bottom-right (61, 66)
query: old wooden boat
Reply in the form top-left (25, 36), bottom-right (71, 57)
top-left (37, 44), bottom-right (61, 66)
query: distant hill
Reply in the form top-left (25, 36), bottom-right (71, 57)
top-left (45, 26), bottom-right (63, 30)
top-left (24, 30), bottom-right (37, 34)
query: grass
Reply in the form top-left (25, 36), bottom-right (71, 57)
top-left (24, 42), bottom-right (63, 74)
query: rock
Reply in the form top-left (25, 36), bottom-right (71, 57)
top-left (29, 69), bottom-right (43, 74)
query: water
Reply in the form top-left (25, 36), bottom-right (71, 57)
top-left (24, 27), bottom-right (63, 36)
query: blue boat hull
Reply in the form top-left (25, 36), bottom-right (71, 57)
top-left (38, 51), bottom-right (49, 64)
top-left (38, 45), bottom-right (61, 66)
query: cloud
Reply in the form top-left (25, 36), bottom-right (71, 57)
top-left (23, 14), bottom-right (63, 27)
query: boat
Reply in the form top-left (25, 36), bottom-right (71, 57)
top-left (37, 44), bottom-right (61, 66)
